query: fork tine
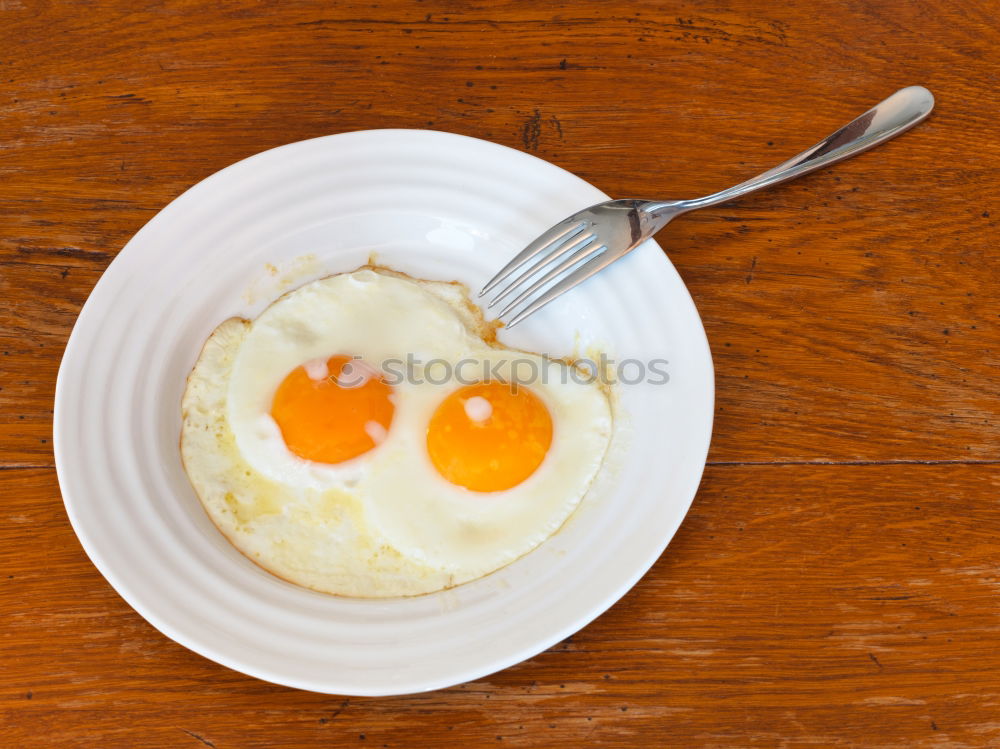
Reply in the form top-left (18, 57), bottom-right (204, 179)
top-left (487, 231), bottom-right (596, 308)
top-left (503, 248), bottom-right (623, 328)
top-left (479, 220), bottom-right (587, 296)
top-left (495, 244), bottom-right (606, 318)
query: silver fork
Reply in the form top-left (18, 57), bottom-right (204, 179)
top-left (481, 85), bottom-right (934, 327)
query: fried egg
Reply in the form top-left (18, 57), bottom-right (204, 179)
top-left (181, 267), bottom-right (612, 597)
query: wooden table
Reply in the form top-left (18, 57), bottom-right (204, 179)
top-left (2, 1), bottom-right (998, 746)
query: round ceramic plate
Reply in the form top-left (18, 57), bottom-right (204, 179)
top-left (54, 129), bottom-right (713, 696)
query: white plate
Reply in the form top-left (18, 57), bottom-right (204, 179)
top-left (54, 130), bottom-right (713, 696)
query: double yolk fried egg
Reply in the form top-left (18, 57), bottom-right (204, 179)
top-left (181, 268), bottom-right (612, 597)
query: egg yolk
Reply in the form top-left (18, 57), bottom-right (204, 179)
top-left (271, 355), bottom-right (394, 464)
top-left (426, 381), bottom-right (553, 492)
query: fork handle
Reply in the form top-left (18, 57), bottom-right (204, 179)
top-left (652, 86), bottom-right (934, 215)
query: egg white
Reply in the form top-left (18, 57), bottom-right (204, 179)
top-left (181, 268), bottom-right (613, 597)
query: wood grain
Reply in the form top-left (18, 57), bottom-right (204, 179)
top-left (1, 0), bottom-right (998, 745)
top-left (4, 466), bottom-right (1000, 747)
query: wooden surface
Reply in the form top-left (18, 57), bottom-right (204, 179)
top-left (2, 1), bottom-right (998, 746)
